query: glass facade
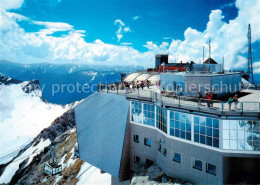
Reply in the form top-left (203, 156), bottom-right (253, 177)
top-left (194, 116), bottom-right (219, 148)
top-left (156, 106), bottom-right (167, 133)
top-left (143, 103), bottom-right (155, 126)
top-left (131, 101), bottom-right (142, 123)
top-left (223, 120), bottom-right (260, 151)
top-left (170, 111), bottom-right (191, 140)
top-left (130, 101), bottom-right (259, 151)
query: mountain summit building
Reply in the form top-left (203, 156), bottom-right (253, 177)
top-left (75, 56), bottom-right (260, 184)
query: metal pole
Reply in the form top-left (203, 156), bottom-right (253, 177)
top-left (241, 102), bottom-right (243, 112)
top-left (178, 96), bottom-right (180, 108)
top-left (221, 102), bottom-right (224, 115)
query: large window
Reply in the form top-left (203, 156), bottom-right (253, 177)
top-left (134, 155), bottom-right (140, 164)
top-left (169, 111), bottom-right (191, 141)
top-left (194, 116), bottom-right (219, 148)
top-left (223, 120), bottom-right (260, 151)
top-left (134, 134), bottom-right (140, 143)
top-left (144, 137), bottom-right (151, 147)
top-left (192, 158), bottom-right (203, 171)
top-left (156, 106), bottom-right (167, 133)
top-left (131, 101), bottom-right (142, 123)
top-left (143, 103), bottom-right (155, 126)
top-left (206, 163), bottom-right (217, 176)
top-left (172, 152), bottom-right (181, 164)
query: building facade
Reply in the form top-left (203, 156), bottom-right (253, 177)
top-left (75, 92), bottom-right (260, 184)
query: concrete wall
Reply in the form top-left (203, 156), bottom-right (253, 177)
top-left (160, 72), bottom-right (241, 97)
top-left (74, 93), bottom-right (129, 178)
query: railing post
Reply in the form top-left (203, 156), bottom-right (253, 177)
top-left (117, 85), bottom-right (118, 95)
top-left (106, 83), bottom-right (108, 93)
top-left (221, 102), bottom-right (224, 115)
top-left (198, 98), bottom-right (200, 111)
top-left (138, 88), bottom-right (139, 99)
top-left (241, 102), bottom-right (243, 113)
top-left (178, 96), bottom-right (180, 108)
top-left (259, 102), bottom-right (260, 111)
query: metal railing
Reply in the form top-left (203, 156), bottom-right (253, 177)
top-left (97, 83), bottom-right (260, 115)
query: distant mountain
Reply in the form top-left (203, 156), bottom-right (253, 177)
top-left (0, 74), bottom-right (70, 167)
top-left (0, 60), bottom-right (143, 105)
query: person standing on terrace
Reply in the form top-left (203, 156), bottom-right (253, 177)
top-left (227, 97), bottom-right (234, 110)
top-left (233, 94), bottom-right (239, 109)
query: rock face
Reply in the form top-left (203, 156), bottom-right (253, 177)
top-left (0, 109), bottom-right (77, 185)
top-left (0, 74), bottom-right (22, 85)
top-left (131, 165), bottom-right (188, 185)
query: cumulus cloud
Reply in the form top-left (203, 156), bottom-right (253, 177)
top-left (0, 0), bottom-right (259, 70)
top-left (114, 19), bottom-right (131, 42)
top-left (143, 0), bottom-right (260, 71)
top-left (0, 0), bottom-right (24, 10)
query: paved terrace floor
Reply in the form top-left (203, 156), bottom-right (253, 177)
top-left (100, 85), bottom-right (260, 118)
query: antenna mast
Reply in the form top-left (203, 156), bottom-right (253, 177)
top-left (247, 24), bottom-right (254, 84)
top-left (209, 40), bottom-right (211, 63)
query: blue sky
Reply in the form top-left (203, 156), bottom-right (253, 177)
top-left (14, 0), bottom-right (238, 51)
top-left (0, 0), bottom-right (259, 74)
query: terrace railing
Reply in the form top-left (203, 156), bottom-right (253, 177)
top-left (97, 83), bottom-right (260, 116)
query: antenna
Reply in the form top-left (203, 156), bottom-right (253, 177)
top-left (247, 24), bottom-right (254, 84)
top-left (222, 56), bottom-right (224, 73)
top-left (203, 45), bottom-right (205, 63)
top-left (209, 40), bottom-right (211, 63)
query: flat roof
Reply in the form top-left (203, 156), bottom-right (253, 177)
top-left (162, 71), bottom-right (241, 77)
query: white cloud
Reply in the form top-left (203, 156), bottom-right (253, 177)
top-left (253, 62), bottom-right (260, 73)
top-left (120, 42), bottom-right (133, 46)
top-left (114, 19), bottom-right (131, 42)
top-left (132, 16), bottom-right (140, 21)
top-left (0, 0), bottom-right (24, 10)
top-left (143, 0), bottom-right (260, 70)
top-left (32, 21), bottom-right (75, 35)
top-left (0, 0), bottom-right (259, 69)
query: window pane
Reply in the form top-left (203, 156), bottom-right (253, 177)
top-left (170, 120), bottom-right (174, 128)
top-left (206, 136), bottom-right (212, 146)
top-left (194, 116), bottom-right (199, 124)
top-left (186, 114), bottom-right (191, 123)
top-left (206, 118), bottom-right (212, 127)
top-left (200, 126), bottom-right (205, 135)
top-left (206, 127), bottom-right (212, 137)
top-left (175, 129), bottom-right (180, 137)
top-left (194, 124), bottom-right (199, 133)
top-left (200, 135), bottom-right (205, 144)
top-left (175, 112), bottom-right (180, 120)
top-left (200, 117), bottom-right (206, 126)
top-left (213, 138), bottom-right (219, 148)
top-left (181, 130), bottom-right (185, 139)
top-left (170, 111), bottom-right (174, 119)
top-left (194, 133), bottom-right (199, 143)
top-left (213, 129), bottom-right (219, 138)
top-left (181, 113), bottom-right (186, 122)
top-left (213, 119), bottom-right (219, 128)
top-left (186, 131), bottom-right (191, 140)
top-left (170, 128), bottom-right (174, 136)
top-left (186, 122), bottom-right (191, 131)
top-left (173, 153), bottom-right (181, 163)
top-left (175, 121), bottom-right (180, 129)
top-left (180, 121), bottom-right (185, 130)
top-left (206, 163), bottom-right (216, 176)
top-left (194, 159), bottom-right (203, 171)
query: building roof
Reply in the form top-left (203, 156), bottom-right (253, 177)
top-left (204, 58), bottom-right (218, 64)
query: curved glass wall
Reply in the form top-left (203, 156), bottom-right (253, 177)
top-left (169, 111), bottom-right (191, 140)
top-left (194, 116), bottom-right (219, 148)
top-left (156, 106), bottom-right (167, 133)
top-left (223, 120), bottom-right (260, 151)
top-left (143, 103), bottom-right (155, 126)
top-left (130, 101), bottom-right (259, 151)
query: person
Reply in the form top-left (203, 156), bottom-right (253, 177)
top-left (209, 91), bottom-right (213, 107)
top-left (198, 91), bottom-right (202, 105)
top-left (129, 83), bottom-right (133, 93)
top-left (161, 87), bottom-right (165, 94)
top-left (146, 80), bottom-right (150, 89)
top-left (140, 81), bottom-right (144, 90)
top-left (233, 94), bottom-right (238, 109)
top-left (227, 96), bottom-right (234, 110)
top-left (206, 93), bottom-right (211, 108)
top-left (136, 81), bottom-right (140, 90)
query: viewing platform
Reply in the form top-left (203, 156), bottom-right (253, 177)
top-left (98, 84), bottom-right (260, 119)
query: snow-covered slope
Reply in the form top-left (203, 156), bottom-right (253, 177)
top-left (0, 74), bottom-right (70, 165)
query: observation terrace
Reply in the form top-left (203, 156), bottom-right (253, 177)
top-left (98, 84), bottom-right (260, 119)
